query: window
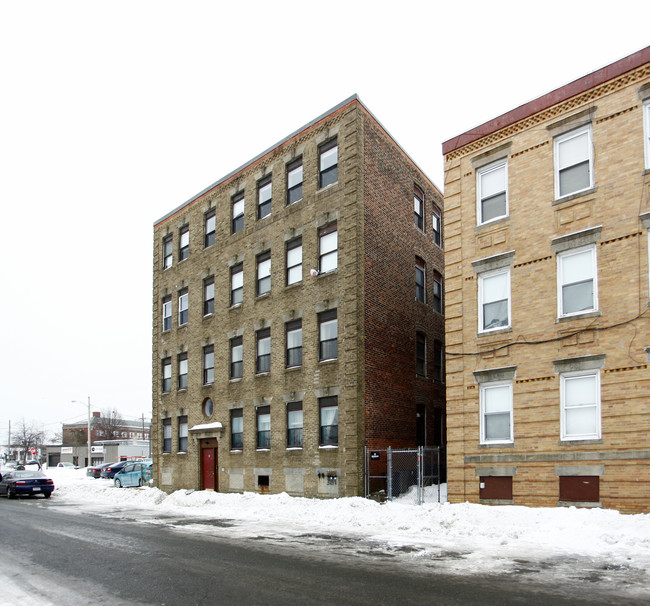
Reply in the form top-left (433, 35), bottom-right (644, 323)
top-left (256, 328), bottom-right (271, 374)
top-left (319, 223), bottom-right (337, 274)
top-left (256, 405), bottom-right (270, 449)
top-left (286, 320), bottom-right (302, 368)
top-left (178, 353), bottom-right (188, 390)
top-left (256, 251), bottom-right (271, 296)
top-left (257, 176), bottom-right (272, 219)
top-left (163, 235), bottom-right (173, 269)
top-left (644, 100), bottom-right (650, 170)
top-left (415, 257), bottom-right (426, 303)
top-left (318, 309), bottom-right (338, 361)
top-left (432, 208), bottom-right (442, 246)
top-left (179, 226), bottom-right (189, 261)
top-left (433, 340), bottom-right (444, 382)
top-left (319, 138), bottom-right (338, 188)
top-left (205, 210), bottom-right (216, 248)
top-left (557, 245), bottom-right (597, 317)
top-left (203, 398), bottom-right (213, 418)
top-left (203, 276), bottom-right (214, 316)
top-left (319, 396), bottom-right (338, 446)
top-left (477, 160), bottom-right (508, 224)
top-left (178, 288), bottom-right (188, 326)
top-left (287, 401), bottom-right (303, 448)
top-left (230, 409), bottom-right (243, 450)
top-left (232, 192), bottom-right (245, 234)
top-left (555, 125), bottom-right (593, 198)
top-left (230, 263), bottom-right (243, 306)
top-left (162, 296), bottom-right (172, 331)
top-left (286, 237), bottom-right (302, 285)
top-left (561, 371), bottom-right (601, 440)
top-left (416, 332), bottom-right (426, 377)
top-left (162, 358), bottom-right (172, 393)
top-left (433, 272), bottom-right (443, 313)
top-left (230, 336), bottom-right (243, 379)
top-left (287, 158), bottom-right (303, 205)
top-left (162, 418), bottom-right (172, 453)
top-left (478, 268), bottom-right (510, 332)
top-left (480, 382), bottom-right (513, 444)
top-left (202, 345), bottom-right (214, 385)
top-left (178, 415), bottom-right (188, 452)
top-left (414, 186), bottom-right (424, 230)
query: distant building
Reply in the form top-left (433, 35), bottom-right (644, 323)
top-left (442, 46), bottom-right (650, 513)
top-left (62, 411), bottom-right (150, 445)
top-left (152, 95), bottom-right (445, 497)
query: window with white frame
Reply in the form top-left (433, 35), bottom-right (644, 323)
top-left (256, 405), bottom-right (271, 449)
top-left (432, 208), bottom-right (442, 246)
top-left (162, 358), bottom-right (171, 393)
top-left (477, 160), bottom-right (508, 224)
top-left (256, 328), bottom-right (271, 374)
top-left (205, 210), bottom-right (216, 248)
top-left (256, 251), bottom-right (271, 296)
top-left (318, 309), bottom-right (338, 361)
top-left (287, 158), bottom-right (303, 205)
top-left (319, 223), bottom-right (337, 274)
top-left (232, 192), bottom-right (245, 234)
top-left (230, 409), bottom-right (243, 450)
top-left (286, 319), bottom-right (302, 368)
top-left (319, 396), bottom-right (338, 446)
top-left (480, 381), bottom-right (513, 444)
top-left (258, 176), bottom-right (272, 220)
top-left (230, 336), bottom-right (243, 379)
top-left (561, 371), bottom-right (601, 441)
top-left (414, 185), bottom-right (424, 231)
top-left (319, 139), bottom-right (338, 188)
top-left (557, 245), bottom-right (597, 317)
top-left (178, 353), bottom-right (188, 390)
top-left (286, 401), bottom-right (303, 448)
top-left (178, 415), bottom-right (188, 452)
top-left (231, 263), bottom-right (243, 306)
top-left (643, 99), bottom-right (650, 169)
top-left (286, 237), bottom-right (302, 285)
top-left (163, 235), bottom-right (173, 269)
top-left (202, 345), bottom-right (214, 385)
top-left (162, 418), bottom-right (172, 452)
top-left (203, 276), bottom-right (214, 316)
top-left (178, 288), bottom-right (188, 326)
top-left (162, 296), bottom-right (172, 331)
top-left (554, 125), bottom-right (593, 198)
top-left (179, 226), bottom-right (189, 261)
top-left (478, 268), bottom-right (510, 332)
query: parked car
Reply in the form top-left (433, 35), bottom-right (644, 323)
top-left (24, 460), bottom-right (41, 471)
top-left (0, 470), bottom-right (54, 499)
top-left (100, 461), bottom-right (128, 479)
top-left (57, 462), bottom-right (77, 469)
top-left (86, 463), bottom-right (112, 478)
top-left (114, 462), bottom-right (153, 488)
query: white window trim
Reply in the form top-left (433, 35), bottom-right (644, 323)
top-left (556, 244), bottom-right (598, 318)
top-left (478, 267), bottom-right (511, 333)
top-left (554, 124), bottom-right (594, 200)
top-left (560, 370), bottom-right (601, 441)
top-left (479, 380), bottom-right (513, 445)
top-left (643, 99), bottom-right (650, 170)
top-left (476, 159), bottom-right (508, 225)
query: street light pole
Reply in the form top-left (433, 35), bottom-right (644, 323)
top-left (72, 398), bottom-right (91, 468)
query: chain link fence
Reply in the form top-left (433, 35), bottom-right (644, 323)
top-left (365, 446), bottom-right (444, 505)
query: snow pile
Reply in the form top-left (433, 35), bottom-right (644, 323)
top-left (45, 467), bottom-right (650, 576)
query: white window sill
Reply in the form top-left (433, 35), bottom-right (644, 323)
top-left (559, 437), bottom-right (602, 445)
top-left (477, 326), bottom-right (512, 337)
top-left (286, 447), bottom-right (303, 451)
top-left (177, 451), bottom-right (187, 455)
top-left (556, 310), bottom-right (601, 323)
top-left (256, 449), bottom-right (270, 452)
top-left (230, 449), bottom-right (243, 454)
top-left (552, 186), bottom-right (597, 206)
top-left (229, 378), bottom-right (242, 383)
top-left (319, 445), bottom-right (338, 450)
top-left (478, 441), bottom-right (514, 448)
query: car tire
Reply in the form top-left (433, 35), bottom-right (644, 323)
top-left (7, 486), bottom-right (15, 499)
top-left (43, 492), bottom-right (51, 499)
top-left (138, 478), bottom-right (143, 487)
top-left (115, 479), bottom-right (122, 488)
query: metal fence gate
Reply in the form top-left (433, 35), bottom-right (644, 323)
top-left (365, 446), bottom-right (443, 505)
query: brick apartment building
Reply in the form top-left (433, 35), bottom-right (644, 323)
top-left (442, 47), bottom-right (650, 513)
top-left (152, 95), bottom-right (445, 497)
top-left (62, 411), bottom-right (151, 444)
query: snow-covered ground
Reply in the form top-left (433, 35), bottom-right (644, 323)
top-left (4, 466), bottom-right (650, 602)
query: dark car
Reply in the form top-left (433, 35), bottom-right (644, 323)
top-left (100, 461), bottom-right (128, 479)
top-left (86, 463), bottom-right (112, 478)
top-left (0, 470), bottom-right (54, 499)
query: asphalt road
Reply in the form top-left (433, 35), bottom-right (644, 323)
top-left (0, 497), bottom-right (643, 606)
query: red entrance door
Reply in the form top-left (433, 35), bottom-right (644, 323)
top-left (201, 440), bottom-right (218, 490)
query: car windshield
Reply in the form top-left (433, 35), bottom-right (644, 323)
top-left (12, 471), bottom-right (46, 478)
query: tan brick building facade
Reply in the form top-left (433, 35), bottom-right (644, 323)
top-left (443, 47), bottom-right (650, 513)
top-left (152, 96), bottom-right (444, 497)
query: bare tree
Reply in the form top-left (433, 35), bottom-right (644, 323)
top-left (94, 408), bottom-right (125, 439)
top-left (63, 428), bottom-right (86, 446)
top-left (14, 419), bottom-right (46, 461)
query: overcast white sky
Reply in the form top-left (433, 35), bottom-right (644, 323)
top-left (1, 1), bottom-right (648, 442)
